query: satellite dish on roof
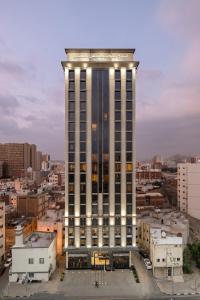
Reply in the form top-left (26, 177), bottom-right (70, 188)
top-left (161, 231), bottom-right (166, 238)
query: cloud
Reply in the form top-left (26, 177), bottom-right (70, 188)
top-left (0, 94), bottom-right (19, 114)
top-left (0, 61), bottom-right (26, 76)
top-left (158, 0), bottom-right (200, 38)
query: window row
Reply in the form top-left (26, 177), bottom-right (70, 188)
top-left (67, 216), bottom-right (133, 227)
top-left (28, 258), bottom-right (44, 264)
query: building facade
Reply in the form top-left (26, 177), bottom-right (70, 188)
top-left (10, 227), bottom-right (56, 282)
top-left (62, 49), bottom-right (139, 269)
top-left (0, 202), bottom-right (5, 269)
top-left (0, 143), bottom-right (37, 178)
top-left (150, 229), bottom-right (183, 279)
top-left (17, 192), bottom-right (48, 218)
top-left (177, 163), bottom-right (200, 219)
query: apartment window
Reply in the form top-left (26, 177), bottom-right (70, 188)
top-left (69, 143), bottom-right (75, 152)
top-left (115, 238), bottom-right (121, 246)
top-left (126, 91), bottom-right (132, 100)
top-left (126, 153), bottom-right (132, 162)
top-left (29, 273), bottom-right (34, 278)
top-left (80, 142), bottom-right (86, 152)
top-left (115, 142), bottom-right (121, 151)
top-left (126, 142), bottom-right (132, 151)
top-left (69, 70), bottom-right (75, 80)
top-left (115, 101), bottom-right (121, 110)
top-left (115, 122), bottom-right (121, 131)
top-left (127, 237), bottom-right (132, 246)
top-left (103, 238), bottom-right (109, 246)
top-left (80, 205), bottom-right (86, 215)
top-left (115, 111), bottom-right (121, 120)
top-left (177, 258), bottom-right (180, 261)
top-left (80, 238), bottom-right (86, 247)
top-left (92, 205), bottom-right (98, 214)
top-left (115, 204), bottom-right (121, 215)
top-left (162, 258), bottom-right (165, 262)
top-left (80, 70), bottom-right (86, 81)
top-left (80, 101), bottom-right (86, 111)
top-left (68, 91), bottom-right (75, 101)
top-left (28, 258), bottom-right (34, 264)
top-left (92, 238), bottom-right (98, 247)
top-left (126, 111), bottom-right (132, 120)
top-left (126, 70), bottom-right (132, 81)
top-left (69, 81), bottom-right (75, 90)
top-left (126, 101), bottom-right (132, 110)
top-left (156, 259), bottom-right (160, 262)
top-left (126, 132), bottom-right (132, 141)
top-left (80, 91), bottom-right (86, 101)
top-left (126, 81), bottom-right (132, 90)
top-left (69, 238), bottom-right (74, 246)
top-left (39, 258), bottom-right (44, 264)
top-left (68, 123), bottom-right (75, 131)
top-left (69, 112), bottom-right (75, 121)
top-left (69, 102), bottom-right (75, 111)
top-left (115, 70), bottom-right (121, 80)
top-left (115, 81), bottom-right (121, 90)
top-left (80, 81), bottom-right (86, 90)
top-left (115, 132), bottom-right (121, 141)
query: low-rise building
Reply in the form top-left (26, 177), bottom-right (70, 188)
top-left (9, 226), bottom-right (56, 282)
top-left (150, 228), bottom-right (183, 279)
top-left (0, 202), bottom-right (5, 269)
top-left (137, 209), bottom-right (189, 250)
top-left (137, 209), bottom-right (188, 279)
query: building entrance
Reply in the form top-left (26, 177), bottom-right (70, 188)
top-left (91, 251), bottom-right (110, 269)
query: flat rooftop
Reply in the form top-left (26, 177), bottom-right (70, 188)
top-left (23, 231), bottom-right (56, 248)
top-left (65, 48), bottom-right (135, 54)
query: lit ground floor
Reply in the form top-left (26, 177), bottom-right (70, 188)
top-left (65, 248), bottom-right (136, 269)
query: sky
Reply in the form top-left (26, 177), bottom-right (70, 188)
top-left (0, 0), bottom-right (200, 160)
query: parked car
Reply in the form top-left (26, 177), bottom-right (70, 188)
top-left (143, 258), bottom-right (152, 270)
top-left (4, 259), bottom-right (12, 268)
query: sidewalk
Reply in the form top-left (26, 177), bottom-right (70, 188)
top-left (155, 268), bottom-right (200, 296)
top-left (3, 268), bottom-right (61, 297)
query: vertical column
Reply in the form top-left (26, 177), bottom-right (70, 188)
top-left (64, 67), bottom-right (69, 250)
top-left (75, 67), bottom-right (80, 248)
top-left (132, 68), bottom-right (136, 247)
top-left (109, 68), bottom-right (115, 247)
top-left (86, 67), bottom-right (92, 247)
top-left (98, 193), bottom-right (103, 247)
top-left (121, 67), bottom-right (126, 247)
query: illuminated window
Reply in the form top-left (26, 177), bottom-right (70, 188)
top-left (92, 123), bottom-right (97, 130)
top-left (126, 163), bottom-right (132, 172)
top-left (92, 174), bottom-right (98, 182)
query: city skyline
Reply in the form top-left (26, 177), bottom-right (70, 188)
top-left (0, 0), bottom-right (200, 160)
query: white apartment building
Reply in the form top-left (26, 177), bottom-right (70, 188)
top-left (177, 163), bottom-right (200, 219)
top-left (0, 202), bottom-right (5, 268)
top-left (150, 228), bottom-right (183, 279)
top-left (9, 226), bottom-right (56, 282)
top-left (62, 48), bottom-right (139, 269)
top-left (48, 173), bottom-right (60, 186)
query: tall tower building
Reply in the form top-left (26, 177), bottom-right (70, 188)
top-left (62, 49), bottom-right (139, 269)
